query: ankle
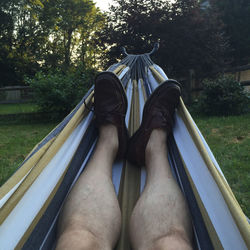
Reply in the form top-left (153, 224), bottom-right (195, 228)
top-left (99, 124), bottom-right (119, 150)
top-left (145, 128), bottom-right (167, 156)
top-left (145, 129), bottom-right (170, 174)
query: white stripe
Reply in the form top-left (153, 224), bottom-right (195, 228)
top-left (138, 79), bottom-right (145, 124)
top-left (118, 67), bottom-right (130, 80)
top-left (112, 161), bottom-right (124, 195)
top-left (125, 80), bottom-right (133, 127)
top-left (147, 68), bottom-right (159, 91)
top-left (0, 171), bottom-right (31, 209)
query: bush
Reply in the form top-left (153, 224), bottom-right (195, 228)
top-left (198, 75), bottom-right (249, 116)
top-left (25, 67), bottom-right (96, 117)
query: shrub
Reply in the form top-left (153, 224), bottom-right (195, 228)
top-left (25, 67), bottom-right (96, 116)
top-left (198, 75), bottom-right (249, 116)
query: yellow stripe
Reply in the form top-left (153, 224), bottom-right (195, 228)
top-left (132, 80), bottom-right (141, 132)
top-left (139, 78), bottom-right (147, 102)
top-left (0, 93), bottom-right (94, 224)
top-left (116, 80), bottom-right (141, 250)
top-left (113, 65), bottom-right (127, 76)
top-left (149, 65), bottom-right (164, 83)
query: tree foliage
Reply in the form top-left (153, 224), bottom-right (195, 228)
top-left (0, 0), bottom-right (105, 87)
top-left (1, 0), bottom-right (249, 88)
top-left (0, 0), bottom-right (41, 86)
top-left (38, 0), bottom-right (105, 70)
top-left (25, 66), bottom-right (96, 115)
top-left (98, 0), bottom-right (229, 78)
top-left (210, 0), bottom-right (250, 66)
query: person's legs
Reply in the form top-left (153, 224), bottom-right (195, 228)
top-left (129, 129), bottom-right (193, 250)
top-left (56, 124), bottom-right (121, 250)
top-left (56, 72), bottom-right (128, 250)
top-left (127, 80), bottom-right (193, 249)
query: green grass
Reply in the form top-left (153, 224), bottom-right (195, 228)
top-left (0, 122), bottom-right (57, 186)
top-left (193, 113), bottom-right (250, 217)
top-left (0, 103), bottom-right (39, 114)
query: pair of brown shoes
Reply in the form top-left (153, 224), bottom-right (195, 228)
top-left (94, 72), bottom-right (181, 166)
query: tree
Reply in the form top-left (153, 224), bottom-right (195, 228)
top-left (210, 0), bottom-right (250, 66)
top-left (98, 0), bottom-right (229, 78)
top-left (37, 0), bottom-right (105, 71)
top-left (0, 0), bottom-right (42, 86)
top-left (0, 0), bottom-right (105, 86)
top-left (0, 5), bottom-right (15, 86)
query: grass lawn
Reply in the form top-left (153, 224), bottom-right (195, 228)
top-left (0, 103), bottom-right (39, 114)
top-left (0, 121), bottom-right (57, 186)
top-left (193, 113), bottom-right (250, 217)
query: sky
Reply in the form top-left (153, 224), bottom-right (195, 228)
top-left (94, 0), bottom-right (176, 11)
top-left (94, 0), bottom-right (114, 11)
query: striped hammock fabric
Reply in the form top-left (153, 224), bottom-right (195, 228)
top-left (0, 52), bottom-right (249, 250)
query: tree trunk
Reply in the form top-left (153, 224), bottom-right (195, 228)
top-left (64, 29), bottom-right (73, 69)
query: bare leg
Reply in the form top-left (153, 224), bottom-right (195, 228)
top-left (56, 124), bottom-right (121, 250)
top-left (130, 129), bottom-right (193, 250)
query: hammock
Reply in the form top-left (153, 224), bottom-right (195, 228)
top-left (0, 45), bottom-right (249, 250)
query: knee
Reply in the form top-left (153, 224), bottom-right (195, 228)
top-left (152, 231), bottom-right (192, 250)
top-left (56, 228), bottom-right (102, 250)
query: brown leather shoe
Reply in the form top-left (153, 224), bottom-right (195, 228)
top-left (127, 80), bottom-right (181, 166)
top-left (94, 71), bottom-right (128, 159)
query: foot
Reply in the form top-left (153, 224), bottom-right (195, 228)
top-left (94, 72), bottom-right (129, 159)
top-left (127, 80), bottom-right (181, 166)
